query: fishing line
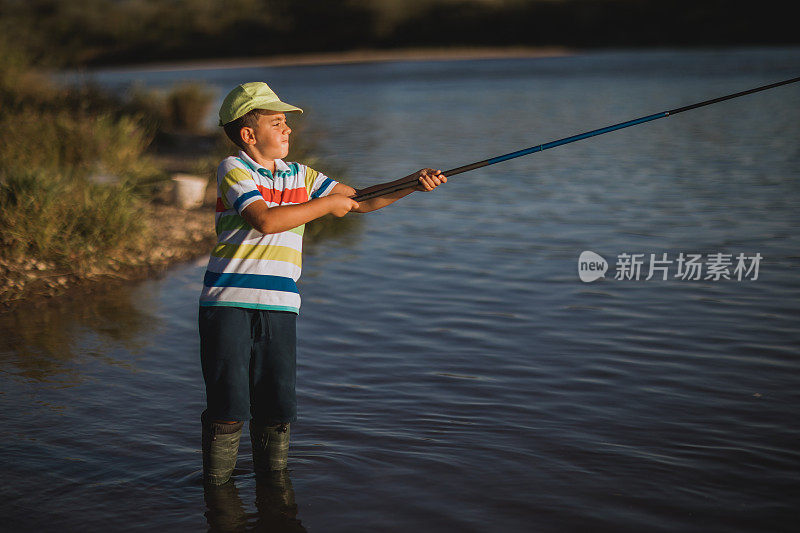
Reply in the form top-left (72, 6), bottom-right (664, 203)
top-left (353, 76), bottom-right (800, 202)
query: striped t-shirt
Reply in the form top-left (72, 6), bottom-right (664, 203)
top-left (199, 151), bottom-right (338, 313)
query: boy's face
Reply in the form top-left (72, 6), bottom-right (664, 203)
top-left (245, 112), bottom-right (291, 160)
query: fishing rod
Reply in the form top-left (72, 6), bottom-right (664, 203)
top-left (353, 76), bottom-right (800, 202)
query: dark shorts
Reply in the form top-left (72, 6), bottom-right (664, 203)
top-left (199, 306), bottom-right (297, 425)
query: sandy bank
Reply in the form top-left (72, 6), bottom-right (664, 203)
top-left (90, 46), bottom-right (572, 73)
top-left (0, 200), bottom-right (216, 314)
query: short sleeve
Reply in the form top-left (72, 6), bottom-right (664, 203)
top-left (217, 158), bottom-right (263, 214)
top-left (304, 166), bottom-right (338, 199)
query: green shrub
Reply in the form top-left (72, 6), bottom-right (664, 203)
top-left (0, 168), bottom-right (149, 269)
top-left (0, 109), bottom-right (160, 181)
top-left (0, 36), bottom-right (161, 273)
top-left (165, 82), bottom-right (215, 133)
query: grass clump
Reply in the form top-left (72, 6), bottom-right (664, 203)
top-left (0, 110), bottom-right (157, 180)
top-left (165, 82), bottom-right (216, 134)
top-left (0, 168), bottom-right (149, 270)
top-left (0, 35), bottom-right (165, 299)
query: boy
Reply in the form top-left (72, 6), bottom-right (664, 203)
top-left (200, 81), bottom-right (446, 485)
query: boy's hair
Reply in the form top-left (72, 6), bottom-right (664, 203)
top-left (222, 108), bottom-right (271, 150)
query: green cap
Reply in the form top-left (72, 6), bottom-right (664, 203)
top-left (218, 82), bottom-right (303, 126)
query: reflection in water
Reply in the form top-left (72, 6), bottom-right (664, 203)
top-left (204, 471), bottom-right (305, 532)
top-left (0, 282), bottom-right (156, 384)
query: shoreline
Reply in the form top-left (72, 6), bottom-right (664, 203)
top-left (81, 46), bottom-right (572, 73)
top-left (0, 202), bottom-right (217, 315)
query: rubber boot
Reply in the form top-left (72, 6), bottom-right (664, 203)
top-left (250, 421), bottom-right (291, 477)
top-left (202, 411), bottom-right (244, 486)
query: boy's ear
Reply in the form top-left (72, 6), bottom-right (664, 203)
top-left (240, 126), bottom-right (256, 146)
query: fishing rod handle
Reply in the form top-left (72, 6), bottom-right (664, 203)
top-left (353, 169), bottom-right (456, 202)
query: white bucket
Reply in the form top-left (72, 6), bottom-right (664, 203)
top-left (172, 174), bottom-right (208, 209)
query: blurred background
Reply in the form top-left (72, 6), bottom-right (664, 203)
top-left (1, 0), bottom-right (797, 67)
top-left (2, 2), bottom-right (799, 533)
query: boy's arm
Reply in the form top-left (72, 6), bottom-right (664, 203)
top-left (334, 169), bottom-right (447, 213)
top-left (241, 194), bottom-right (358, 234)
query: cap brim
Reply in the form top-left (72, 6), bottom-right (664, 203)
top-left (259, 101), bottom-right (303, 114)
top-left (219, 101), bottom-right (303, 126)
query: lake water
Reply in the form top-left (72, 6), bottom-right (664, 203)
top-left (3, 48), bottom-right (800, 532)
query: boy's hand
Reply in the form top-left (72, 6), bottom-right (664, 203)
top-left (327, 194), bottom-right (360, 217)
top-left (416, 168), bottom-right (447, 192)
